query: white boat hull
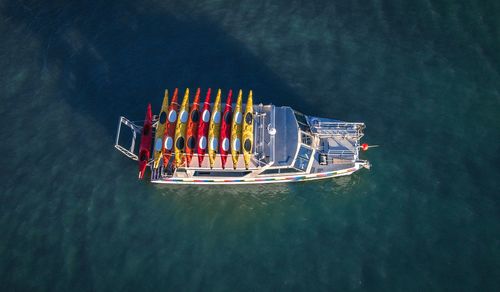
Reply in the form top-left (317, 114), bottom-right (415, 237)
top-left (151, 165), bottom-right (362, 185)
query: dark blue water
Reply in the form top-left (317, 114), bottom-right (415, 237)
top-left (1, 0), bottom-right (499, 291)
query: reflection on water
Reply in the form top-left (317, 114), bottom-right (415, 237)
top-left (156, 183), bottom-right (290, 196)
top-left (150, 173), bottom-right (366, 225)
top-left (154, 184), bottom-right (291, 215)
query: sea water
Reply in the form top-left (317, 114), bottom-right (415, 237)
top-left (0, 0), bottom-right (499, 291)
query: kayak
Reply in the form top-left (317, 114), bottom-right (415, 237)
top-left (208, 89), bottom-right (222, 169)
top-left (230, 90), bottom-right (243, 169)
top-left (153, 89), bottom-right (169, 169)
top-left (185, 88), bottom-right (201, 167)
top-left (242, 90), bottom-right (253, 169)
top-left (162, 88), bottom-right (179, 167)
top-left (196, 88), bottom-right (211, 167)
top-left (138, 103), bottom-right (153, 179)
top-left (219, 89), bottom-right (233, 169)
top-left (174, 89), bottom-right (190, 167)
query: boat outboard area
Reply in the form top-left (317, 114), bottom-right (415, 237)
top-left (114, 88), bottom-right (371, 184)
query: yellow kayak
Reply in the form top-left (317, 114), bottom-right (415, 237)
top-left (242, 90), bottom-right (253, 169)
top-left (174, 88), bottom-right (190, 167)
top-left (230, 89), bottom-right (243, 169)
top-left (208, 89), bottom-right (222, 168)
top-left (153, 89), bottom-right (169, 169)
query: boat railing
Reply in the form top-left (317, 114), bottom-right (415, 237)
top-left (325, 149), bottom-right (356, 161)
top-left (114, 116), bottom-right (142, 161)
top-left (320, 135), bottom-right (362, 161)
top-left (311, 121), bottom-right (365, 140)
top-left (254, 104), bottom-right (268, 166)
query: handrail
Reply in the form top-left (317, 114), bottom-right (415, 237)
top-left (114, 116), bottom-right (141, 161)
top-left (310, 121), bottom-right (365, 140)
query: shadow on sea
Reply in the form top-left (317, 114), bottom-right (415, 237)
top-left (4, 1), bottom-right (303, 137)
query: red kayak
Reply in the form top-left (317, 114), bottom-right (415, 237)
top-left (138, 103), bottom-right (153, 179)
top-left (185, 88), bottom-right (201, 167)
top-left (219, 89), bottom-right (233, 169)
top-left (196, 88), bottom-right (211, 166)
top-left (162, 88), bottom-right (179, 167)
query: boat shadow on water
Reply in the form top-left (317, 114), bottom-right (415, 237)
top-left (144, 175), bottom-right (365, 221)
top-left (3, 1), bottom-right (369, 192)
top-left (3, 1), bottom-right (304, 137)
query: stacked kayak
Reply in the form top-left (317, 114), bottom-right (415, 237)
top-left (138, 88), bottom-right (255, 177)
top-left (197, 89), bottom-right (212, 166)
top-left (162, 88), bottom-right (179, 167)
top-left (185, 88), bottom-right (201, 167)
top-left (208, 90), bottom-right (222, 169)
top-left (138, 103), bottom-right (153, 179)
top-left (219, 90), bottom-right (233, 169)
top-left (242, 91), bottom-right (253, 170)
top-left (231, 90), bottom-right (243, 169)
top-left (153, 90), bottom-right (169, 169)
top-left (174, 89), bottom-right (190, 167)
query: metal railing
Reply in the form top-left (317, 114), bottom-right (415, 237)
top-left (311, 121), bottom-right (365, 139)
top-left (114, 116), bottom-right (142, 161)
top-left (324, 149), bottom-right (356, 161)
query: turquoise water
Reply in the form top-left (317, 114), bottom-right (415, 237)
top-left (1, 0), bottom-right (499, 290)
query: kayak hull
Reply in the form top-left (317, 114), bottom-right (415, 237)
top-left (242, 91), bottom-right (254, 169)
top-left (162, 88), bottom-right (179, 167)
top-left (174, 89), bottom-right (190, 167)
top-left (196, 89), bottom-right (211, 167)
top-left (185, 88), bottom-right (201, 167)
top-left (219, 90), bottom-right (233, 169)
top-left (230, 90), bottom-right (243, 169)
top-left (153, 90), bottom-right (169, 169)
top-left (208, 89), bottom-right (222, 169)
top-left (138, 103), bottom-right (153, 179)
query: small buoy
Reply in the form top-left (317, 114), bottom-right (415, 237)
top-left (361, 143), bottom-right (369, 151)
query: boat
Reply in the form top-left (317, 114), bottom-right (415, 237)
top-left (153, 89), bottom-right (169, 169)
top-left (138, 103), bottom-right (152, 179)
top-left (197, 89), bottom-right (211, 166)
top-left (230, 90), bottom-right (243, 169)
top-left (208, 89), bottom-right (222, 169)
top-left (115, 88), bottom-right (372, 184)
top-left (174, 89), bottom-right (190, 167)
top-left (219, 89), bottom-right (233, 169)
top-left (162, 88), bottom-right (179, 167)
top-left (185, 88), bottom-right (201, 167)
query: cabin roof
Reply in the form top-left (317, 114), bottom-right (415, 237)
top-left (271, 106), bottom-right (299, 167)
